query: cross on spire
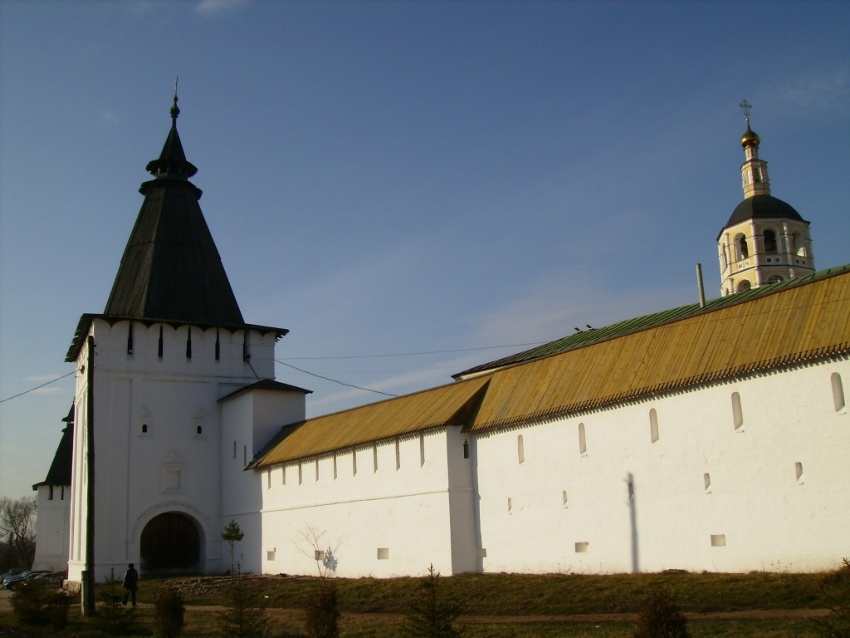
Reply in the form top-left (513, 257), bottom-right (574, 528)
top-left (739, 98), bottom-right (752, 124)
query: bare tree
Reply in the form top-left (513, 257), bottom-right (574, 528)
top-left (296, 525), bottom-right (340, 580)
top-left (296, 525), bottom-right (342, 638)
top-left (0, 496), bottom-right (37, 569)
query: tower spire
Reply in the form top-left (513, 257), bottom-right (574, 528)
top-left (738, 99), bottom-right (770, 198)
top-left (102, 90), bottom-right (245, 325)
top-left (145, 83), bottom-right (197, 181)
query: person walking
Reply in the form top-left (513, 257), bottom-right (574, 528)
top-left (122, 563), bottom-right (139, 607)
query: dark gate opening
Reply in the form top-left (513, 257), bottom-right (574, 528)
top-left (140, 512), bottom-right (201, 575)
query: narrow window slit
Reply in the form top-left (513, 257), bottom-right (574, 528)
top-left (732, 392), bottom-right (744, 430)
top-left (419, 434), bottom-right (425, 466)
top-left (832, 372), bottom-right (846, 412)
top-left (649, 409), bottom-right (659, 443)
top-left (578, 423), bottom-right (587, 455)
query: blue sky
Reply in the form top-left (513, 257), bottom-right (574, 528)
top-left (1, 0), bottom-right (848, 500)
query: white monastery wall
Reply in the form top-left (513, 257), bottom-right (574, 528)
top-left (32, 485), bottom-right (70, 573)
top-left (220, 387), bottom-right (306, 574)
top-left (65, 316), bottom-right (848, 581)
top-left (258, 427), bottom-right (476, 578)
top-left (475, 360), bottom-right (850, 574)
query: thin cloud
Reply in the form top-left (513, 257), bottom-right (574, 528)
top-left (24, 374), bottom-right (68, 383)
top-left (474, 273), bottom-right (697, 350)
top-left (30, 386), bottom-right (65, 396)
top-left (772, 65), bottom-right (850, 116)
top-left (193, 0), bottom-right (249, 17)
top-left (303, 357), bottom-right (473, 417)
top-left (100, 111), bottom-right (120, 128)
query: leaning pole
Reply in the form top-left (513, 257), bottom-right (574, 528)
top-left (82, 335), bottom-right (96, 616)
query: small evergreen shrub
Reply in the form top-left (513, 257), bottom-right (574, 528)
top-left (10, 579), bottom-right (50, 625)
top-left (154, 584), bottom-right (186, 637)
top-left (812, 558), bottom-right (850, 638)
top-left (222, 520), bottom-right (245, 575)
top-left (216, 566), bottom-right (270, 638)
top-left (401, 564), bottom-right (464, 638)
top-left (304, 580), bottom-right (340, 638)
top-left (46, 588), bottom-right (72, 630)
top-left (633, 587), bottom-right (689, 638)
top-left (95, 567), bottom-right (144, 636)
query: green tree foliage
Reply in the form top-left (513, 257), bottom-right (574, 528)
top-left (216, 564), bottom-right (270, 638)
top-left (812, 558), bottom-right (850, 638)
top-left (10, 578), bottom-right (50, 625)
top-left (0, 496), bottom-right (37, 570)
top-left (304, 580), bottom-right (340, 638)
top-left (95, 567), bottom-right (144, 636)
top-left (10, 578), bottom-right (71, 630)
top-left (154, 584), bottom-right (186, 637)
top-left (402, 564), bottom-right (463, 638)
top-left (47, 588), bottom-right (73, 631)
top-left (633, 587), bottom-right (690, 638)
top-left (221, 519), bottom-right (245, 575)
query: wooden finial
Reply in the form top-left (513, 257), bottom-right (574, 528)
top-left (170, 77), bottom-right (180, 119)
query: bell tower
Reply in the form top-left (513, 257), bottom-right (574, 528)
top-left (63, 90), bottom-right (292, 586)
top-left (717, 101), bottom-right (815, 296)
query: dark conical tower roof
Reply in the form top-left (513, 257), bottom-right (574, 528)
top-left (103, 94), bottom-right (244, 325)
top-left (32, 405), bottom-right (74, 489)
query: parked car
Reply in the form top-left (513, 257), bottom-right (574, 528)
top-left (2, 570), bottom-right (34, 589)
top-left (3, 571), bottom-right (52, 590)
top-left (0, 568), bottom-right (25, 586)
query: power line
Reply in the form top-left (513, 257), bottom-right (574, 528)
top-left (283, 341), bottom-right (546, 361)
top-left (0, 370), bottom-right (76, 404)
top-left (277, 360), bottom-right (398, 398)
top-left (274, 340), bottom-right (549, 399)
top-left (2, 341), bottom-right (543, 405)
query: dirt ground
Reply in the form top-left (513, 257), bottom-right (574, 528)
top-left (0, 588), bottom-right (831, 624)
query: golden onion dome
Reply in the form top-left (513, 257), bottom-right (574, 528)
top-left (741, 124), bottom-right (760, 148)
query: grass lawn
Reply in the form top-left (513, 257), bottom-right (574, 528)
top-left (0, 567), bottom-right (845, 637)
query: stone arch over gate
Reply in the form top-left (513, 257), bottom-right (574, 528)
top-left (134, 506), bottom-right (208, 575)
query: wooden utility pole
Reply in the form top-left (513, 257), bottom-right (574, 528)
top-left (82, 335), bottom-right (96, 616)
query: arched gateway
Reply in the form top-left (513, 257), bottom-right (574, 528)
top-left (140, 512), bottom-right (202, 574)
